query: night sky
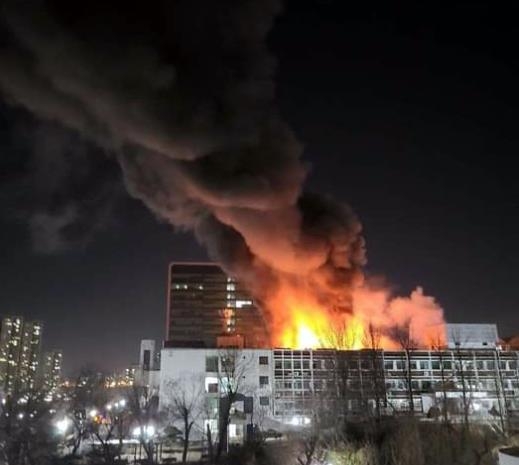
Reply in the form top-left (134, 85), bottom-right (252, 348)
top-left (1, 2), bottom-right (518, 374)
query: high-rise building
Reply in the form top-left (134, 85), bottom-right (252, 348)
top-left (40, 350), bottom-right (63, 397)
top-left (0, 316), bottom-right (43, 394)
top-left (166, 262), bottom-right (269, 348)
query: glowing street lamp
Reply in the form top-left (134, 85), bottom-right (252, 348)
top-left (132, 425), bottom-right (155, 439)
top-left (55, 418), bottom-right (71, 434)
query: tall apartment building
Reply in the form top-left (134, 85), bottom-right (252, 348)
top-left (40, 350), bottom-right (63, 398)
top-left (166, 262), bottom-right (269, 348)
top-left (0, 316), bottom-right (43, 394)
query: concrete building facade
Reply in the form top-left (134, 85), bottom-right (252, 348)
top-left (154, 344), bottom-right (519, 441)
top-left (0, 316), bottom-right (43, 395)
top-left (166, 262), bottom-right (269, 348)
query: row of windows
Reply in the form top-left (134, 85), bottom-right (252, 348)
top-left (205, 375), bottom-right (270, 392)
top-left (205, 355), bottom-right (269, 372)
top-left (384, 359), bottom-right (518, 371)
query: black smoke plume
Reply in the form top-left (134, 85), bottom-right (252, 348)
top-left (0, 0), bottom-right (366, 340)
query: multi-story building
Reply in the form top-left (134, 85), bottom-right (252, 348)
top-left (0, 316), bottom-right (43, 395)
top-left (153, 323), bottom-right (519, 444)
top-left (159, 347), bottom-right (274, 445)
top-left (166, 262), bottom-right (269, 348)
top-left (40, 349), bottom-right (63, 398)
top-left (134, 339), bottom-right (161, 390)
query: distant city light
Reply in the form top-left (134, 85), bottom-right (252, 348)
top-left (89, 409), bottom-right (98, 418)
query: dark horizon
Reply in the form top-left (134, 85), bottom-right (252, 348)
top-left (1, 2), bottom-right (519, 375)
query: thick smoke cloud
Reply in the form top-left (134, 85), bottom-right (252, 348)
top-left (0, 0), bottom-right (442, 345)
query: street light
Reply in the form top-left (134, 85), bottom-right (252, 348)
top-left (132, 425), bottom-right (155, 438)
top-left (55, 418), bottom-right (70, 434)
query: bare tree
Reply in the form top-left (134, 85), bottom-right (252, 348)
top-left (450, 327), bottom-right (472, 429)
top-left (297, 430), bottom-right (320, 465)
top-left (89, 399), bottom-right (130, 464)
top-left (165, 377), bottom-right (204, 463)
top-left (128, 384), bottom-right (159, 464)
top-left (430, 333), bottom-right (450, 425)
top-left (362, 322), bottom-right (385, 420)
top-left (0, 387), bottom-right (58, 465)
top-left (390, 322), bottom-right (417, 414)
top-left (214, 348), bottom-right (253, 463)
top-left (321, 319), bottom-right (361, 350)
top-left (65, 368), bottom-right (107, 457)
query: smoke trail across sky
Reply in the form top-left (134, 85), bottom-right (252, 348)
top-left (0, 0), bottom-right (444, 347)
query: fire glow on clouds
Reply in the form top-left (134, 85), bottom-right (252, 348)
top-left (0, 0), bottom-right (445, 349)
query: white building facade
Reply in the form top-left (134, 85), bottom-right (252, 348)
top-left (153, 346), bottom-right (519, 441)
top-left (132, 323), bottom-right (519, 444)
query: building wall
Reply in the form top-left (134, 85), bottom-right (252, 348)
top-left (159, 348), bottom-right (274, 442)
top-left (446, 323), bottom-right (499, 349)
top-left (166, 262), bottom-right (269, 348)
top-left (157, 346), bottom-right (519, 438)
top-left (0, 317), bottom-right (43, 395)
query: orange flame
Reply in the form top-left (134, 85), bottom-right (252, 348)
top-left (269, 281), bottom-right (446, 350)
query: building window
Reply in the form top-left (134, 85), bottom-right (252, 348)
top-left (259, 376), bottom-right (269, 387)
top-left (206, 356), bottom-right (218, 372)
top-left (384, 361), bottom-right (393, 370)
top-left (207, 382), bottom-right (218, 393)
top-left (259, 396), bottom-right (270, 406)
top-left (259, 356), bottom-right (269, 366)
top-left (419, 361), bottom-right (430, 370)
top-left (143, 350), bottom-right (151, 370)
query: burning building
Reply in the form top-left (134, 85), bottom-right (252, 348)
top-left (154, 327), bottom-right (519, 445)
top-left (164, 261), bottom-right (445, 354)
top-left (0, 2), bottom-right (449, 353)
